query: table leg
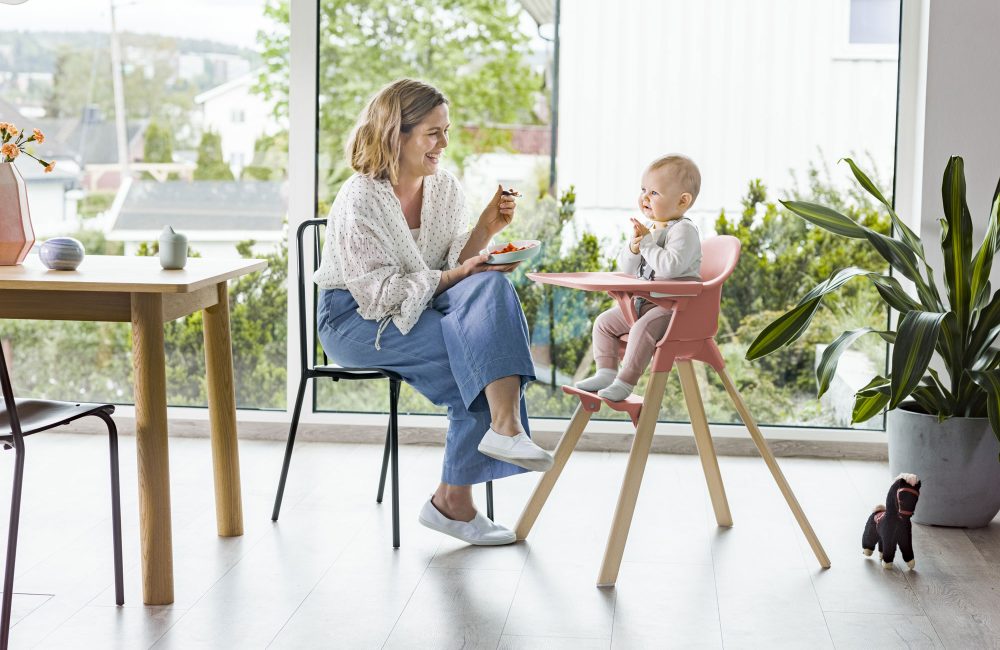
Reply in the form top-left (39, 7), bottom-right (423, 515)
top-left (202, 281), bottom-right (244, 537)
top-left (131, 293), bottom-right (174, 605)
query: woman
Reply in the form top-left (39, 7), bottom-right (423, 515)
top-left (314, 78), bottom-right (553, 545)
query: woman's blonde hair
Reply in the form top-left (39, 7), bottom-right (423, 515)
top-left (346, 79), bottom-right (448, 184)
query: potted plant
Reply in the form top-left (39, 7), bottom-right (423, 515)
top-left (746, 156), bottom-right (1000, 527)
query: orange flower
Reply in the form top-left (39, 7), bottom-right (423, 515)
top-left (4, 124), bottom-right (17, 136)
top-left (1, 143), bottom-right (19, 159)
top-left (32, 128), bottom-right (44, 144)
top-left (0, 122), bottom-right (8, 133)
top-left (44, 161), bottom-right (55, 173)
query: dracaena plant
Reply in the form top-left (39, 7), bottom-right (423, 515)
top-left (745, 156), bottom-right (1000, 451)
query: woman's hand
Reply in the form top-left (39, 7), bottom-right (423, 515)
top-left (437, 253), bottom-right (521, 295)
top-left (476, 185), bottom-right (519, 238)
top-left (458, 253), bottom-right (521, 277)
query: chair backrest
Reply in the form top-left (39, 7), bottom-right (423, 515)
top-left (699, 235), bottom-right (742, 289)
top-left (295, 218), bottom-right (328, 373)
top-left (0, 343), bottom-right (24, 444)
top-left (659, 235), bottom-right (741, 343)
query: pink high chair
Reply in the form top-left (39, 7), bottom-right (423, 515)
top-left (515, 235), bottom-right (830, 586)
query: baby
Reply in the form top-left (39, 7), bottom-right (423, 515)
top-left (576, 154), bottom-right (703, 401)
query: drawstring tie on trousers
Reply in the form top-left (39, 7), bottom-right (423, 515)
top-left (374, 315), bottom-right (393, 351)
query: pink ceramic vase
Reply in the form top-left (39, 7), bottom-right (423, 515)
top-left (0, 162), bottom-right (34, 265)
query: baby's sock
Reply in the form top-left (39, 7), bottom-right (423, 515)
top-left (598, 378), bottom-right (635, 402)
top-left (575, 368), bottom-right (617, 392)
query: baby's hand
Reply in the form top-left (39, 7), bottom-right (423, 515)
top-left (630, 217), bottom-right (650, 238)
top-left (629, 235), bottom-right (642, 254)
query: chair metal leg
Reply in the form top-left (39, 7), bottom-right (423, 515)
top-left (515, 403), bottom-right (594, 540)
top-left (272, 374), bottom-right (309, 521)
top-left (714, 366), bottom-right (831, 569)
top-left (1, 445), bottom-right (24, 650)
top-left (486, 481), bottom-right (494, 521)
top-left (97, 410), bottom-right (125, 606)
top-left (389, 379), bottom-right (401, 549)
top-left (598, 370), bottom-right (669, 587)
top-left (676, 361), bottom-right (732, 527)
top-left (376, 420), bottom-right (391, 504)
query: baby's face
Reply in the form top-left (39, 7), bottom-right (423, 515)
top-left (638, 166), bottom-right (691, 222)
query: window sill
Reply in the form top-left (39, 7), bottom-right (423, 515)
top-left (56, 405), bottom-right (888, 461)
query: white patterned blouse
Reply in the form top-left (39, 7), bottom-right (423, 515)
top-left (313, 168), bottom-right (473, 347)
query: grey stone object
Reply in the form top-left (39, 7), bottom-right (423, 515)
top-left (158, 225), bottom-right (188, 270)
top-left (39, 237), bottom-right (85, 271)
top-left (888, 406), bottom-right (1000, 527)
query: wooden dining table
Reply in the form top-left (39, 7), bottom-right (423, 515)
top-left (0, 254), bottom-right (267, 605)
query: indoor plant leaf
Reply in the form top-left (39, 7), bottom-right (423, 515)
top-left (842, 157), bottom-right (925, 259)
top-left (970, 177), bottom-right (1000, 308)
top-left (816, 328), bottom-right (892, 398)
top-left (746, 267), bottom-right (870, 360)
top-left (941, 155), bottom-right (974, 330)
top-left (890, 310), bottom-right (953, 408)
top-left (779, 200), bottom-right (866, 239)
top-left (968, 370), bottom-right (1000, 449)
top-left (852, 375), bottom-right (891, 423)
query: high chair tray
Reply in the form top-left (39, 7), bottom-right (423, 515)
top-left (526, 272), bottom-right (703, 296)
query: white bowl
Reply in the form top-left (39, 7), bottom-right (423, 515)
top-left (484, 240), bottom-right (541, 265)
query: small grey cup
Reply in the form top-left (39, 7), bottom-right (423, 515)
top-left (39, 237), bottom-right (85, 270)
top-left (159, 225), bottom-right (188, 270)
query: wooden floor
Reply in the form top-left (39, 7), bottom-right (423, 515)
top-left (2, 432), bottom-right (999, 649)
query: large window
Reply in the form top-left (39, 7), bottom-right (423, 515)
top-left (312, 0), bottom-right (901, 431)
top-left (1, 0), bottom-right (903, 433)
top-left (0, 0), bottom-right (288, 409)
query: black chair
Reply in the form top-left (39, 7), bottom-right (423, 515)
top-left (0, 344), bottom-right (124, 650)
top-left (271, 219), bottom-right (493, 549)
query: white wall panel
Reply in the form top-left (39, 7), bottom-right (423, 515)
top-left (557, 0), bottom-right (900, 240)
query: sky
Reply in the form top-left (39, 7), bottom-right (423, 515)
top-left (1, 0), bottom-right (272, 50)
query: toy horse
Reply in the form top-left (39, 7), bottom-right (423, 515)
top-left (862, 473), bottom-right (921, 569)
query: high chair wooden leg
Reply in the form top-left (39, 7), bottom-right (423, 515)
top-left (597, 370), bottom-right (670, 587)
top-left (676, 360), bottom-right (733, 527)
top-left (515, 403), bottom-right (594, 540)
top-left (715, 366), bottom-right (831, 569)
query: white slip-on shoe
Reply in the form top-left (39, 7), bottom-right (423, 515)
top-left (477, 428), bottom-right (554, 472)
top-left (417, 498), bottom-right (516, 546)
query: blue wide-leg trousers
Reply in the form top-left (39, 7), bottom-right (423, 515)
top-left (317, 272), bottom-right (536, 485)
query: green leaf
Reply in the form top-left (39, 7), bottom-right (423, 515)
top-left (941, 156), bottom-right (974, 330)
top-left (866, 274), bottom-right (922, 313)
top-left (842, 157), bottom-right (925, 259)
top-left (779, 200), bottom-right (866, 239)
top-left (800, 267), bottom-right (871, 303)
top-left (890, 311), bottom-right (952, 408)
top-left (969, 176), bottom-right (1000, 307)
top-left (852, 375), bottom-right (891, 423)
top-left (746, 296), bottom-right (822, 361)
top-left (968, 370), bottom-right (1000, 447)
top-left (816, 328), bottom-right (888, 398)
top-left (967, 290), bottom-right (1000, 364)
top-left (746, 268), bottom-right (869, 361)
top-left (862, 229), bottom-right (922, 283)
top-left (911, 386), bottom-right (946, 415)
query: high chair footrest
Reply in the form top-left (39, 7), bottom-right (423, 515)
top-left (562, 385), bottom-right (644, 425)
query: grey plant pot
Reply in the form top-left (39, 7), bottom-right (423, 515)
top-left (887, 405), bottom-right (1000, 527)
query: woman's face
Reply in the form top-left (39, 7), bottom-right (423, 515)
top-left (398, 103), bottom-right (450, 180)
